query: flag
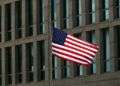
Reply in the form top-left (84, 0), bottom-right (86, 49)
top-left (52, 28), bottom-right (99, 66)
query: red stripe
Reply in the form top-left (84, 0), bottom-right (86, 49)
top-left (52, 45), bottom-right (93, 61)
top-left (64, 43), bottom-right (95, 58)
top-left (52, 48), bottom-right (91, 64)
top-left (67, 35), bottom-right (99, 49)
top-left (52, 52), bottom-right (91, 67)
top-left (66, 38), bottom-right (98, 53)
top-left (65, 40), bottom-right (97, 54)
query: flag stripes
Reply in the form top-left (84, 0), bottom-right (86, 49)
top-left (52, 28), bottom-right (99, 66)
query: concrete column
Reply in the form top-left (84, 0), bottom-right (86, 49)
top-left (11, 46), bottom-right (15, 86)
top-left (44, 0), bottom-right (52, 86)
top-left (1, 48), bottom-right (5, 86)
top-left (1, 5), bottom-right (5, 42)
top-left (81, 0), bottom-right (86, 26)
top-left (22, 0), bottom-right (26, 38)
top-left (11, 3), bottom-right (16, 85)
top-left (109, 0), bottom-right (114, 21)
top-left (53, 0), bottom-right (62, 79)
top-left (33, 0), bottom-right (37, 36)
top-left (1, 5), bottom-right (5, 86)
top-left (11, 2), bottom-right (15, 41)
top-left (81, 31), bottom-right (88, 75)
top-left (96, 0), bottom-right (101, 23)
top-left (95, 29), bottom-right (101, 74)
top-left (109, 28), bottom-right (118, 72)
top-left (32, 42), bottom-right (37, 82)
top-left (22, 44), bottom-right (26, 85)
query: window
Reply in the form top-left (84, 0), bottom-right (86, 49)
top-left (26, 0), bottom-right (33, 36)
top-left (92, 0), bottom-right (96, 23)
top-left (116, 28), bottom-right (120, 70)
top-left (0, 49), bottom-right (1, 85)
top-left (100, 29), bottom-right (111, 73)
top-left (15, 1), bottom-right (22, 39)
top-left (61, 0), bottom-right (67, 29)
top-left (15, 45), bottom-right (22, 84)
top-left (99, 0), bottom-right (109, 21)
top-left (37, 41), bottom-right (45, 81)
top-left (51, 0), bottom-right (55, 27)
top-left (73, 0), bottom-right (79, 27)
top-left (26, 43), bottom-right (33, 82)
top-left (85, 0), bottom-right (92, 25)
top-left (52, 55), bottom-right (59, 79)
top-left (114, 26), bottom-right (120, 70)
top-left (37, 0), bottom-right (44, 34)
top-left (113, 0), bottom-right (120, 19)
top-left (5, 47), bottom-right (12, 84)
top-left (5, 3), bottom-right (11, 41)
top-left (61, 60), bottom-right (67, 78)
top-left (0, 6), bottom-right (1, 42)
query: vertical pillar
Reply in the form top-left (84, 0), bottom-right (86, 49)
top-left (109, 0), bottom-right (114, 21)
top-left (11, 2), bottom-right (16, 86)
top-left (95, 29), bottom-right (101, 74)
top-left (96, 0), bottom-right (101, 23)
top-left (32, 42), bottom-right (37, 82)
top-left (53, 0), bottom-right (62, 79)
top-left (1, 48), bottom-right (5, 86)
top-left (44, 0), bottom-right (52, 86)
top-left (22, 0), bottom-right (26, 38)
top-left (33, 0), bottom-right (37, 36)
top-left (1, 5), bottom-right (5, 86)
top-left (32, 0), bottom-right (37, 82)
top-left (22, 44), bottom-right (26, 85)
top-left (109, 28), bottom-right (117, 72)
top-left (81, 0), bottom-right (86, 26)
top-left (11, 46), bottom-right (15, 86)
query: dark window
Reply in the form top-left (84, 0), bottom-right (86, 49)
top-left (26, 43), bottom-right (33, 82)
top-left (61, 0), bottom-right (67, 29)
top-left (101, 29), bottom-right (106, 72)
top-left (99, 0), bottom-right (106, 21)
top-left (37, 0), bottom-right (43, 34)
top-left (116, 29), bottom-right (120, 70)
top-left (51, 0), bottom-right (54, 27)
top-left (52, 55), bottom-right (55, 79)
top-left (61, 60), bottom-right (67, 78)
top-left (5, 47), bottom-right (12, 84)
top-left (113, 0), bottom-right (119, 19)
top-left (85, 0), bottom-right (92, 25)
top-left (86, 31), bottom-right (93, 74)
top-left (100, 29), bottom-right (111, 73)
top-left (15, 1), bottom-right (22, 39)
top-left (15, 45), bottom-right (22, 84)
top-left (37, 41), bottom-right (45, 81)
top-left (0, 49), bottom-right (1, 85)
top-left (114, 26), bottom-right (120, 70)
top-left (73, 0), bottom-right (79, 27)
top-left (26, 0), bottom-right (33, 36)
top-left (5, 3), bottom-right (11, 41)
top-left (0, 6), bottom-right (1, 42)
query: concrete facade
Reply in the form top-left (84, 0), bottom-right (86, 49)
top-left (0, 0), bottom-right (120, 86)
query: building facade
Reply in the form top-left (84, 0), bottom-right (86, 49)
top-left (0, 0), bottom-right (120, 86)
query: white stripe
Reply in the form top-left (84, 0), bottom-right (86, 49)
top-left (66, 38), bottom-right (98, 52)
top-left (64, 42), bottom-right (96, 56)
top-left (52, 51), bottom-right (89, 65)
top-left (68, 35), bottom-right (97, 48)
top-left (52, 43), bottom-right (94, 59)
top-left (52, 47), bottom-right (92, 63)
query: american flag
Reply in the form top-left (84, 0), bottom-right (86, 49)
top-left (52, 28), bottom-right (99, 66)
